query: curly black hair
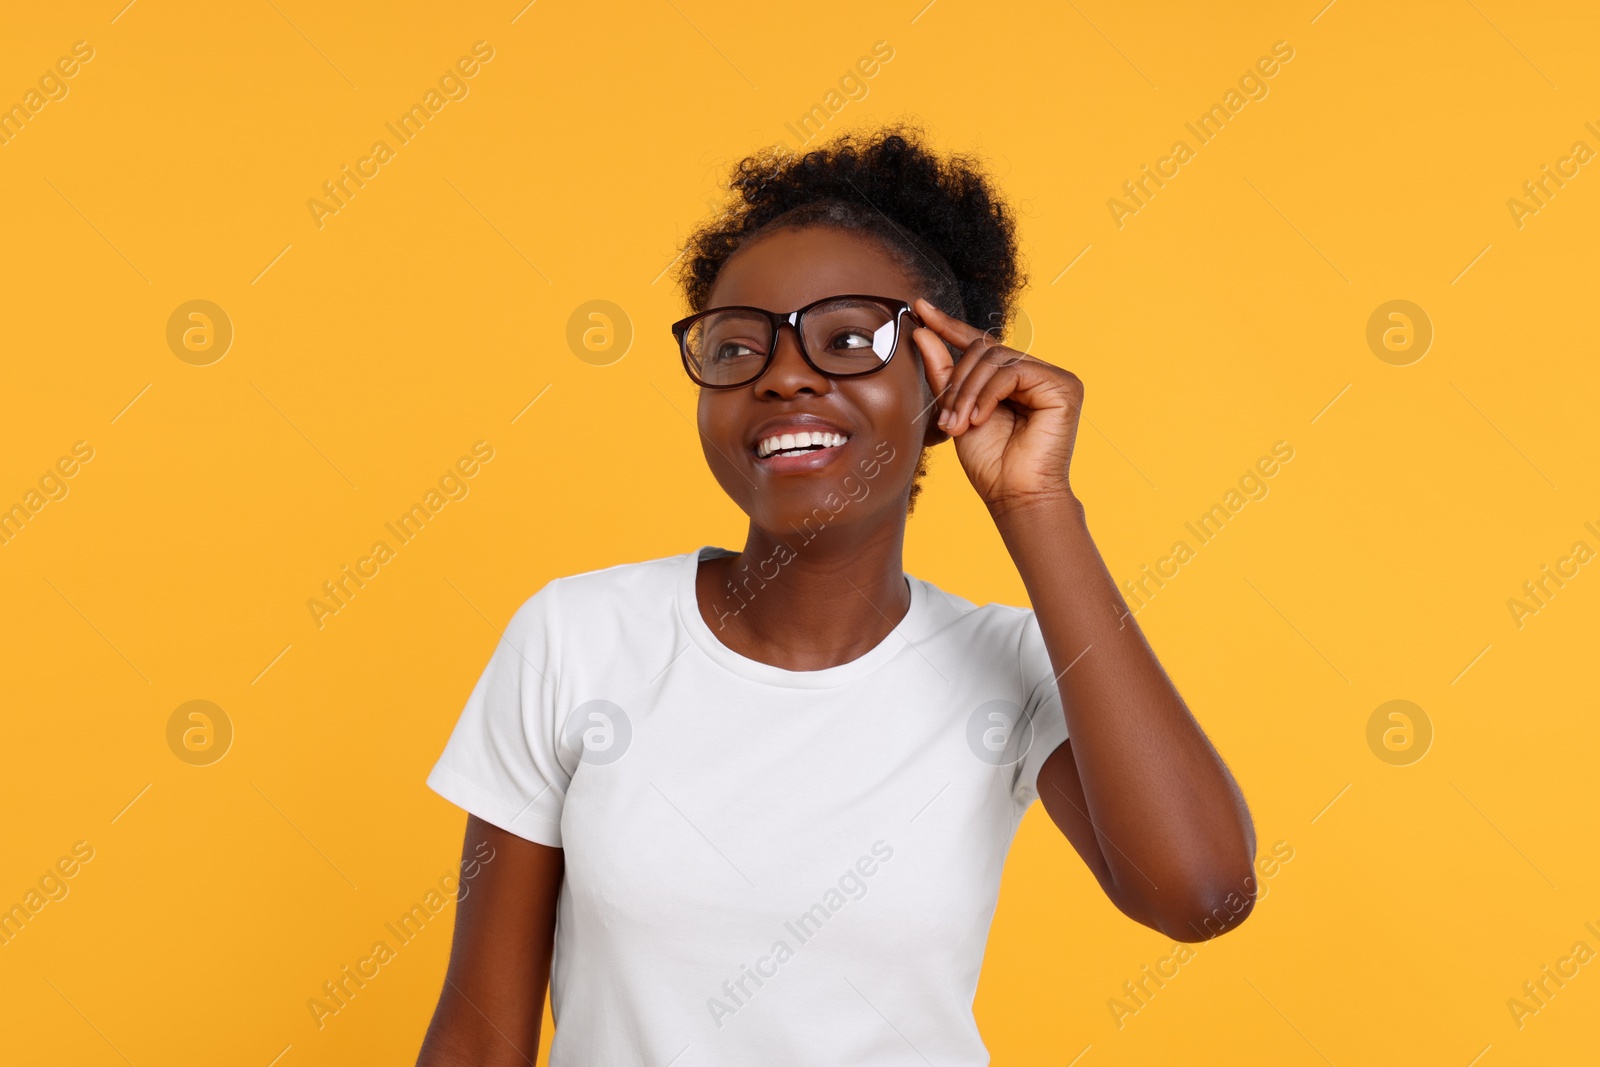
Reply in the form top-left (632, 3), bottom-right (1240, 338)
top-left (676, 121), bottom-right (1026, 515)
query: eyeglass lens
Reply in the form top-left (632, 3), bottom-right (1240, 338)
top-left (685, 298), bottom-right (899, 386)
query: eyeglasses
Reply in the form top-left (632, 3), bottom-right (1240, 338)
top-left (671, 294), bottom-right (921, 389)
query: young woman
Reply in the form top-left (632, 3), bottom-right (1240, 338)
top-left (416, 125), bottom-right (1256, 1066)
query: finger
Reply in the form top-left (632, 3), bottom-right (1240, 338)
top-left (913, 297), bottom-right (988, 352)
top-left (976, 358), bottom-right (1084, 428)
top-left (948, 346), bottom-right (1013, 434)
top-left (910, 324), bottom-right (955, 397)
top-left (938, 335), bottom-right (994, 430)
top-left (968, 363), bottom-right (1024, 428)
top-left (952, 340), bottom-right (1023, 412)
top-left (911, 326), bottom-right (957, 432)
top-left (911, 326), bottom-right (963, 441)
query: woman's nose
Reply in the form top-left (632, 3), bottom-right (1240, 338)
top-left (757, 324), bottom-right (827, 395)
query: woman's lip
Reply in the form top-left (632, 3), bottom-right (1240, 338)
top-left (747, 421), bottom-right (853, 451)
top-left (752, 439), bottom-right (850, 472)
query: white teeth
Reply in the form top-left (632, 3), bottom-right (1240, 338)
top-left (756, 430), bottom-right (848, 458)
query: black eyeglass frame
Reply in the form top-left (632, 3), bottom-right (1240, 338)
top-left (671, 293), bottom-right (924, 389)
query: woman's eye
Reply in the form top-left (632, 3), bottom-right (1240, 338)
top-left (829, 330), bottom-right (872, 350)
top-left (713, 341), bottom-right (760, 361)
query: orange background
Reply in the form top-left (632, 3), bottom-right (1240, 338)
top-left (2, 1), bottom-right (1597, 1064)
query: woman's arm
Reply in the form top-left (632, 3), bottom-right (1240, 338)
top-left (416, 815), bottom-right (565, 1066)
top-left (1001, 498), bottom-right (1257, 943)
top-left (910, 298), bottom-right (1256, 943)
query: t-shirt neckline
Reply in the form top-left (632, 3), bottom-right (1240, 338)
top-left (676, 544), bottom-right (927, 689)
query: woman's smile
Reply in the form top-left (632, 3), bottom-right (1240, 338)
top-left (749, 413), bottom-right (854, 470)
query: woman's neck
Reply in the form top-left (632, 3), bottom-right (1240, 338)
top-left (696, 522), bottom-right (912, 672)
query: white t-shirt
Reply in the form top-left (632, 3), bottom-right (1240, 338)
top-left (426, 545), bottom-right (1069, 1066)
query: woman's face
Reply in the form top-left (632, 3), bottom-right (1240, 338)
top-left (695, 225), bottom-right (941, 539)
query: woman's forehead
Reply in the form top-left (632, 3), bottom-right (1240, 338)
top-left (706, 226), bottom-right (917, 309)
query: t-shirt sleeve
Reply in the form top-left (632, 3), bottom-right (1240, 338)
top-left (426, 580), bottom-right (574, 847)
top-left (1012, 609), bottom-right (1070, 813)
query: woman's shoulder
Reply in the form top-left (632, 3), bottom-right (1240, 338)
top-left (912, 577), bottom-right (1054, 687)
top-left (912, 574), bottom-right (1037, 639)
top-left (552, 548), bottom-right (690, 589)
top-left (492, 549), bottom-right (691, 667)
top-left (521, 548), bottom-right (692, 615)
